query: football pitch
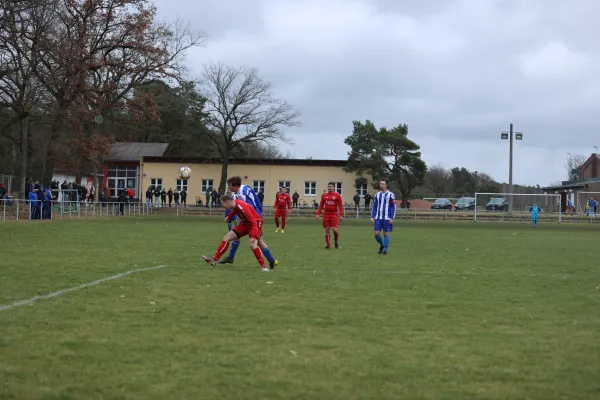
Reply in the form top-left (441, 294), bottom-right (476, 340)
top-left (1, 216), bottom-right (599, 400)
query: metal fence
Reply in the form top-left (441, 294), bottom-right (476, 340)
top-left (1, 199), bottom-right (154, 222)
top-left (177, 204), bottom-right (600, 224)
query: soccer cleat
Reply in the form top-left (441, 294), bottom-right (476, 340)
top-left (261, 267), bottom-right (270, 272)
top-left (378, 245), bottom-right (384, 255)
top-left (325, 245), bottom-right (330, 249)
top-left (218, 257), bottom-right (234, 264)
top-left (275, 228), bottom-right (280, 233)
top-left (334, 241), bottom-right (340, 249)
top-left (281, 230), bottom-right (284, 234)
top-left (202, 256), bottom-right (216, 266)
top-left (382, 251), bottom-right (388, 255)
top-left (269, 259), bottom-right (279, 270)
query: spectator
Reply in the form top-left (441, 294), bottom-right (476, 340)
top-left (292, 191), bottom-right (299, 208)
top-left (153, 186), bottom-right (161, 207)
top-left (145, 186), bottom-right (153, 206)
top-left (160, 188), bottom-right (167, 206)
top-left (258, 190), bottom-right (264, 205)
top-left (364, 192), bottom-right (372, 210)
top-left (167, 188), bottom-right (173, 207)
top-left (353, 192), bottom-right (360, 209)
top-left (181, 189), bottom-right (187, 207)
top-left (174, 189), bottom-right (180, 205)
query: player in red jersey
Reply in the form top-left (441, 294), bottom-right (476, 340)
top-left (203, 194), bottom-right (278, 272)
top-left (316, 182), bottom-right (344, 249)
top-left (274, 187), bottom-right (292, 233)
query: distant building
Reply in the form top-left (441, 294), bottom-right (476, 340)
top-left (53, 142), bottom-right (168, 199)
top-left (541, 153), bottom-right (600, 212)
top-left (140, 157), bottom-right (371, 206)
top-left (102, 142), bottom-right (168, 199)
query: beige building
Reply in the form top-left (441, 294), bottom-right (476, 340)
top-left (140, 157), bottom-right (373, 206)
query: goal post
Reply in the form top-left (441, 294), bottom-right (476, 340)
top-left (474, 192), bottom-right (562, 223)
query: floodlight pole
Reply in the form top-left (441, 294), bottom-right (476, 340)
top-left (501, 123), bottom-right (523, 213)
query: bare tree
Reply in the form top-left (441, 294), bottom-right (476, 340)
top-left (200, 62), bottom-right (301, 192)
top-left (425, 163), bottom-right (450, 195)
top-left (566, 153), bottom-right (587, 180)
top-left (29, 0), bottom-right (205, 188)
top-left (0, 0), bottom-right (56, 195)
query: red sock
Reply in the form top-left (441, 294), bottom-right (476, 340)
top-left (334, 231), bottom-right (339, 241)
top-left (252, 247), bottom-right (265, 268)
top-left (213, 241), bottom-right (230, 260)
top-left (282, 217), bottom-right (286, 229)
top-left (275, 218), bottom-right (279, 228)
top-left (325, 234), bottom-right (330, 247)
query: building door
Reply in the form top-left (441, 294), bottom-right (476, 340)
top-left (116, 178), bottom-right (126, 195)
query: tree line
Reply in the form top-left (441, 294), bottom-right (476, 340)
top-left (0, 0), bottom-right (298, 198)
top-left (2, 1), bottom-right (577, 203)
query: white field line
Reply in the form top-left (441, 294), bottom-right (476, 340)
top-left (0, 265), bottom-right (168, 312)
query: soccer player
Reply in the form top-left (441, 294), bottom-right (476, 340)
top-left (218, 176), bottom-right (277, 268)
top-left (274, 187), bottom-right (292, 233)
top-left (370, 179), bottom-right (396, 255)
top-left (528, 203), bottom-right (542, 227)
top-left (316, 182), bottom-right (344, 249)
top-left (203, 195), bottom-right (276, 271)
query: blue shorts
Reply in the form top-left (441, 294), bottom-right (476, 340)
top-left (374, 219), bottom-right (393, 232)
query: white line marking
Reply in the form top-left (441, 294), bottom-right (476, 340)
top-left (0, 265), bottom-right (168, 312)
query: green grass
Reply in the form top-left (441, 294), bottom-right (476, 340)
top-left (1, 216), bottom-right (599, 400)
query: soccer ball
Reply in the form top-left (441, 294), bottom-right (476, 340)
top-left (178, 166), bottom-right (191, 180)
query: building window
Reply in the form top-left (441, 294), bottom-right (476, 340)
top-left (358, 183), bottom-right (368, 196)
top-left (107, 165), bottom-right (138, 198)
top-left (304, 181), bottom-right (317, 196)
top-left (278, 181), bottom-right (291, 192)
top-left (176, 179), bottom-right (188, 192)
top-left (202, 179), bottom-right (214, 193)
top-left (150, 178), bottom-right (162, 190)
top-left (253, 180), bottom-right (265, 194)
top-left (332, 182), bottom-right (343, 195)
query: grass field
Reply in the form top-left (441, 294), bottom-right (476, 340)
top-left (1, 216), bottom-right (599, 400)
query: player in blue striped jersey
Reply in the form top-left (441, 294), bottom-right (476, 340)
top-left (370, 179), bottom-right (396, 255)
top-left (218, 176), bottom-right (278, 268)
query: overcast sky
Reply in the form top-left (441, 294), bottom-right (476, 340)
top-left (154, 0), bottom-right (599, 186)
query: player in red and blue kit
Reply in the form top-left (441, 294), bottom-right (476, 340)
top-left (370, 179), bottom-right (396, 255)
top-left (218, 176), bottom-right (278, 267)
top-left (203, 195), bottom-right (277, 271)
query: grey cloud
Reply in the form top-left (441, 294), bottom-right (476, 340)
top-left (155, 0), bottom-right (600, 185)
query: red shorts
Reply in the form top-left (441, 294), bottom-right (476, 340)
top-left (322, 214), bottom-right (339, 228)
top-left (233, 220), bottom-right (263, 239)
top-left (274, 208), bottom-right (288, 218)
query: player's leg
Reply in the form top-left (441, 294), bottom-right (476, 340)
top-left (248, 227), bottom-right (268, 271)
top-left (373, 219), bottom-right (384, 254)
top-left (382, 220), bottom-right (393, 254)
top-left (332, 226), bottom-right (340, 249)
top-left (203, 230), bottom-right (238, 265)
top-left (324, 221), bottom-right (331, 248)
top-left (274, 209), bottom-right (281, 232)
top-left (281, 210), bottom-right (287, 232)
top-left (331, 216), bottom-right (340, 248)
top-left (258, 236), bottom-right (279, 269)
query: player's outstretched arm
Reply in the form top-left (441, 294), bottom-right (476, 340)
top-left (389, 193), bottom-right (396, 221)
top-left (337, 194), bottom-right (344, 218)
